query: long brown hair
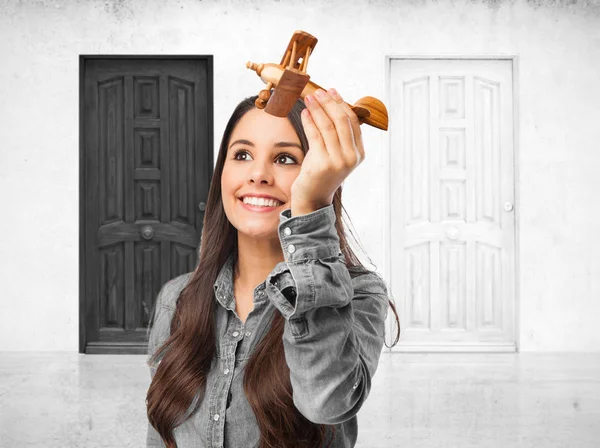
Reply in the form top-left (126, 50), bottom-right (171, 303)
top-left (146, 95), bottom-right (401, 448)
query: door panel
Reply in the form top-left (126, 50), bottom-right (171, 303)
top-left (81, 58), bottom-right (212, 354)
top-left (389, 59), bottom-right (516, 352)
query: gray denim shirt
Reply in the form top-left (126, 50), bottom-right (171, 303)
top-left (146, 203), bottom-right (389, 447)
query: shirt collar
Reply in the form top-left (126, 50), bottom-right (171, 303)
top-left (213, 252), bottom-right (235, 309)
top-left (212, 208), bottom-right (293, 309)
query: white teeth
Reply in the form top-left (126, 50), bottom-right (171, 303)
top-left (242, 197), bottom-right (282, 207)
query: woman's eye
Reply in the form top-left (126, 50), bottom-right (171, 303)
top-left (276, 153), bottom-right (297, 165)
top-left (233, 149), bottom-right (249, 161)
top-left (233, 150), bottom-right (297, 165)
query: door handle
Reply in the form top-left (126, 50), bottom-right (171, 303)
top-left (445, 227), bottom-right (459, 240)
top-left (141, 225), bottom-right (154, 240)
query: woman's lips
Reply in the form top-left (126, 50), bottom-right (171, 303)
top-left (239, 198), bottom-right (282, 213)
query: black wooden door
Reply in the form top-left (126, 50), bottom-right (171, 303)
top-left (80, 57), bottom-right (213, 354)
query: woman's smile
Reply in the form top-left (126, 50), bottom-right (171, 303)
top-left (238, 197), bottom-right (283, 213)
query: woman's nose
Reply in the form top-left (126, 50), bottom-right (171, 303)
top-left (248, 162), bottom-right (274, 183)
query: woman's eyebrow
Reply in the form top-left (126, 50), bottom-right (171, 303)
top-left (229, 139), bottom-right (253, 149)
top-left (228, 139), bottom-right (302, 151)
top-left (274, 141), bottom-right (303, 150)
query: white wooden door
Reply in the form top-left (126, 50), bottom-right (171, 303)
top-left (388, 59), bottom-right (516, 352)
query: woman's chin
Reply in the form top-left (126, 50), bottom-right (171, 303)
top-left (233, 216), bottom-right (277, 236)
top-left (239, 228), bottom-right (278, 241)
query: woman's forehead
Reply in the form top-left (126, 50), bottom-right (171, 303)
top-left (230, 109), bottom-right (300, 144)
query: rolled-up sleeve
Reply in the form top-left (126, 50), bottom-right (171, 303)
top-left (265, 204), bottom-right (389, 425)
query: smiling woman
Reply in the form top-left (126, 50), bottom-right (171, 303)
top-left (145, 92), bottom-right (400, 448)
top-left (222, 106), bottom-right (304, 247)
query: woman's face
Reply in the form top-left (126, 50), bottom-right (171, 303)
top-left (221, 107), bottom-right (305, 240)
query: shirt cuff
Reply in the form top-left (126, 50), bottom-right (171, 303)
top-left (278, 203), bottom-right (342, 263)
top-left (265, 203), bottom-right (344, 322)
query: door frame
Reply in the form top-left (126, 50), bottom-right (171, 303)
top-left (78, 55), bottom-right (214, 354)
top-left (383, 55), bottom-right (520, 352)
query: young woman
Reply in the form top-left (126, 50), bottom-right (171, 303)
top-left (146, 87), bottom-right (400, 448)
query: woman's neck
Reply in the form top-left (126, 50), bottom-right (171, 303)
top-left (234, 234), bottom-right (285, 290)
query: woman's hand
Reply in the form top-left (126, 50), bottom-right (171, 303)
top-left (290, 88), bottom-right (365, 216)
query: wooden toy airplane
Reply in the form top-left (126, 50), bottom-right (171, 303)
top-left (246, 30), bottom-right (388, 131)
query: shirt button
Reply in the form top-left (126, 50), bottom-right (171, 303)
top-left (223, 368), bottom-right (230, 374)
top-left (232, 331), bottom-right (239, 337)
top-left (213, 413), bottom-right (220, 421)
top-left (283, 227), bottom-right (292, 236)
top-left (352, 381), bottom-right (359, 389)
top-left (287, 244), bottom-right (296, 254)
top-left (245, 331), bottom-right (251, 337)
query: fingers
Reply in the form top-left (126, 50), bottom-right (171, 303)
top-left (305, 89), bottom-right (363, 166)
top-left (327, 88), bottom-right (365, 162)
top-left (305, 90), bottom-right (353, 166)
top-left (304, 91), bottom-right (343, 164)
top-left (300, 107), bottom-right (327, 158)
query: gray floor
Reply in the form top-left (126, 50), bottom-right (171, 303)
top-left (0, 352), bottom-right (598, 447)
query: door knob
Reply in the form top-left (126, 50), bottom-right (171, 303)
top-left (446, 227), bottom-right (459, 240)
top-left (141, 225), bottom-right (154, 240)
top-left (504, 202), bottom-right (514, 212)
top-left (198, 202), bottom-right (206, 212)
